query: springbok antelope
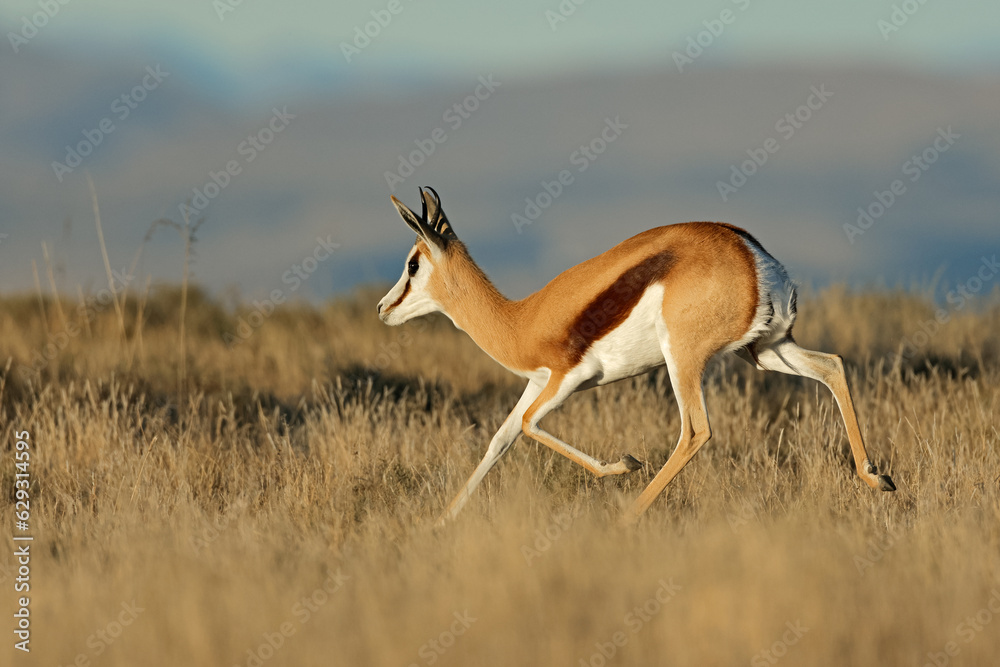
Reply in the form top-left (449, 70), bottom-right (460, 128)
top-left (377, 187), bottom-right (896, 524)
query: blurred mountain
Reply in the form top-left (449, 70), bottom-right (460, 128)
top-left (1, 44), bottom-right (998, 301)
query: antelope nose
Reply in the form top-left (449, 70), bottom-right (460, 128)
top-left (377, 302), bottom-right (383, 315)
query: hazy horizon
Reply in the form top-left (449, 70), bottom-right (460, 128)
top-left (1, 1), bottom-right (998, 304)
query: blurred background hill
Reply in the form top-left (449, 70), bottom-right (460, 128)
top-left (1, 1), bottom-right (998, 303)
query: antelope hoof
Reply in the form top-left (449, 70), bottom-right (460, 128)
top-left (863, 460), bottom-right (896, 492)
top-left (877, 474), bottom-right (896, 492)
top-left (601, 454), bottom-right (644, 476)
top-left (620, 454), bottom-right (644, 472)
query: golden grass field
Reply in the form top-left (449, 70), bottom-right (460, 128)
top-left (1, 276), bottom-right (999, 666)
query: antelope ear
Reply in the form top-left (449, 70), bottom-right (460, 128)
top-left (391, 193), bottom-right (447, 256)
top-left (391, 195), bottom-right (431, 240)
top-left (421, 186), bottom-right (457, 241)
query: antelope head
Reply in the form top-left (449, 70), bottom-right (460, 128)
top-left (377, 187), bottom-right (460, 326)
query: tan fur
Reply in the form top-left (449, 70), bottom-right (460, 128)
top-left (423, 223), bottom-right (760, 376)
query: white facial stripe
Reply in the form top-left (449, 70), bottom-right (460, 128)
top-left (377, 244), bottom-right (442, 325)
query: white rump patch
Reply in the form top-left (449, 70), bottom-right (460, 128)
top-left (728, 237), bottom-right (797, 355)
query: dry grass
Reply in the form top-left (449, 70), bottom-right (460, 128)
top-left (1, 280), bottom-right (999, 667)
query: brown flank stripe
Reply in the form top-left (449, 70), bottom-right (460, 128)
top-left (565, 250), bottom-right (677, 364)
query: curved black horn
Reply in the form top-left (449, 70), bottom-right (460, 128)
top-left (418, 186), bottom-right (429, 225)
top-left (421, 186), bottom-right (457, 240)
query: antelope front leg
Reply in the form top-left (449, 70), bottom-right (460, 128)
top-left (521, 373), bottom-right (644, 477)
top-left (436, 382), bottom-right (543, 526)
top-left (523, 423), bottom-right (644, 477)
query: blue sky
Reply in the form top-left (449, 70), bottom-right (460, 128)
top-left (8, 0), bottom-right (1000, 82)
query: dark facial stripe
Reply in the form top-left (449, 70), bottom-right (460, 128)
top-left (389, 279), bottom-right (411, 310)
top-left (565, 251), bottom-right (676, 364)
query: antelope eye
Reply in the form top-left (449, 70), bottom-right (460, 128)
top-left (407, 258), bottom-right (420, 276)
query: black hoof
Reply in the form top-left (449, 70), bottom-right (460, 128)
top-left (877, 474), bottom-right (896, 492)
top-left (621, 454), bottom-right (644, 472)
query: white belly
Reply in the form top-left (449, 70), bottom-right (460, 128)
top-left (583, 285), bottom-right (665, 385)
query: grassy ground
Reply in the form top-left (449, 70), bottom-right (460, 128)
top-left (1, 282), bottom-right (999, 666)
